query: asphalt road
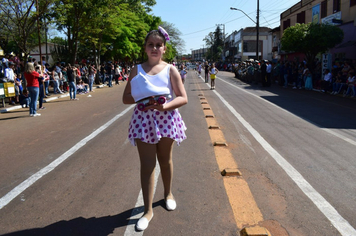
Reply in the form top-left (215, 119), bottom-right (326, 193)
top-left (0, 70), bottom-right (355, 236)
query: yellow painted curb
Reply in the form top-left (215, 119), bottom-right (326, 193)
top-left (221, 168), bottom-right (242, 176)
top-left (240, 226), bottom-right (271, 236)
top-left (195, 77), bottom-right (265, 230)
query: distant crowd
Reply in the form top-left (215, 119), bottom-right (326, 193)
top-left (230, 58), bottom-right (356, 97)
top-left (1, 53), bottom-right (132, 107)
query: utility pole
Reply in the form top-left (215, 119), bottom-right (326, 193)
top-left (256, 0), bottom-right (260, 60)
top-left (45, 17), bottom-right (48, 63)
top-left (36, 0), bottom-right (42, 65)
top-left (216, 24), bottom-right (225, 61)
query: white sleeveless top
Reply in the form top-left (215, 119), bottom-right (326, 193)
top-left (130, 64), bottom-right (172, 102)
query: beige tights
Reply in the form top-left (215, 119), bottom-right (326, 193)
top-left (136, 138), bottom-right (174, 220)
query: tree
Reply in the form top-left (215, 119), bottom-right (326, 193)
top-left (52, 0), bottom-right (157, 65)
top-left (281, 23), bottom-right (343, 69)
top-left (160, 21), bottom-right (184, 55)
top-left (50, 37), bottom-right (70, 63)
top-left (52, 0), bottom-right (89, 64)
top-left (203, 26), bottom-right (224, 62)
top-left (0, 0), bottom-right (53, 60)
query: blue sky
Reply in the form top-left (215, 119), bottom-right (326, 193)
top-left (151, 0), bottom-right (301, 54)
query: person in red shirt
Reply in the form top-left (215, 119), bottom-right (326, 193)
top-left (24, 62), bottom-right (43, 117)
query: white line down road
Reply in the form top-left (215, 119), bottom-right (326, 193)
top-left (0, 105), bottom-right (135, 210)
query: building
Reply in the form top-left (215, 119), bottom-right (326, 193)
top-left (224, 31), bottom-right (238, 62)
top-left (224, 27), bottom-right (273, 62)
top-left (280, 0), bottom-right (356, 61)
top-left (191, 48), bottom-right (208, 61)
top-left (29, 42), bottom-right (57, 65)
top-left (270, 27), bottom-right (282, 62)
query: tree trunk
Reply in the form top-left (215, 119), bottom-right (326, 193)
top-left (306, 52), bottom-right (316, 73)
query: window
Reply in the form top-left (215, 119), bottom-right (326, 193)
top-left (351, 0), bottom-right (356, 7)
top-left (283, 19), bottom-right (291, 30)
top-left (333, 0), bottom-right (341, 12)
top-left (321, 1), bottom-right (327, 18)
top-left (243, 41), bottom-right (262, 53)
top-left (297, 11), bottom-right (306, 23)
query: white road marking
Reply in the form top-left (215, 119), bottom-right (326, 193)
top-left (124, 162), bottom-right (160, 236)
top-left (321, 128), bottom-right (356, 146)
top-left (207, 75), bottom-right (356, 236)
top-left (0, 105), bottom-right (135, 210)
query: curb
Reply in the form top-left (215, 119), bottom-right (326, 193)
top-left (0, 93), bottom-right (69, 113)
top-left (0, 84), bottom-right (107, 113)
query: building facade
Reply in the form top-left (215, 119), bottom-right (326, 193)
top-left (29, 42), bottom-right (57, 65)
top-left (191, 48), bottom-right (208, 61)
top-left (224, 27), bottom-right (273, 62)
top-left (280, 0), bottom-right (356, 61)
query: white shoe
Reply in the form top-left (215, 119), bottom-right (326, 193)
top-left (165, 199), bottom-right (177, 211)
top-left (136, 214), bottom-right (153, 231)
top-left (33, 113), bottom-right (41, 117)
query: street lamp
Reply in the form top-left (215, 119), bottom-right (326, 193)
top-left (230, 0), bottom-right (260, 60)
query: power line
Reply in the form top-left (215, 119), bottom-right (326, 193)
top-left (182, 14), bottom-right (249, 37)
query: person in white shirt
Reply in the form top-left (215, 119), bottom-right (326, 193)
top-left (2, 54), bottom-right (9, 68)
top-left (343, 72), bottom-right (355, 97)
top-left (4, 62), bottom-right (16, 105)
top-left (209, 63), bottom-right (219, 89)
top-left (4, 62), bottom-right (15, 82)
top-left (321, 69), bottom-right (332, 93)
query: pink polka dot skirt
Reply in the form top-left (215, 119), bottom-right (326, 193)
top-left (128, 106), bottom-right (187, 146)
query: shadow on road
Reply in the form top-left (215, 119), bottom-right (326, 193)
top-left (231, 76), bottom-right (356, 130)
top-left (2, 200), bottom-right (165, 236)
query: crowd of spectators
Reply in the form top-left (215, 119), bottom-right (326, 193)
top-left (230, 58), bottom-right (356, 98)
top-left (1, 53), bottom-right (131, 108)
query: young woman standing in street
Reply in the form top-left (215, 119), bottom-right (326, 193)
top-left (210, 63), bottom-right (218, 89)
top-left (123, 26), bottom-right (188, 231)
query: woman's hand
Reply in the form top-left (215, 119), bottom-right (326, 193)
top-left (141, 97), bottom-right (165, 111)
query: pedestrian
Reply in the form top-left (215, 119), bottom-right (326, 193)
top-left (19, 88), bottom-right (30, 108)
top-left (67, 64), bottom-right (78, 100)
top-left (210, 63), bottom-right (218, 89)
top-left (88, 64), bottom-right (96, 92)
top-left (35, 65), bottom-right (45, 110)
top-left (105, 63), bottom-right (113, 87)
top-left (266, 60), bottom-right (272, 87)
top-left (43, 64), bottom-right (51, 97)
top-left (122, 26), bottom-right (188, 231)
top-left (24, 62), bottom-right (43, 117)
top-left (283, 62), bottom-right (291, 88)
top-left (4, 62), bottom-right (16, 105)
top-left (320, 69), bottom-right (332, 93)
top-left (204, 61), bottom-right (209, 83)
top-left (114, 64), bottom-right (121, 85)
top-left (260, 60), bottom-right (267, 86)
top-left (198, 62), bottom-right (202, 76)
top-left (54, 62), bottom-right (64, 94)
top-left (304, 68), bottom-right (313, 90)
top-left (179, 64), bottom-right (187, 84)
